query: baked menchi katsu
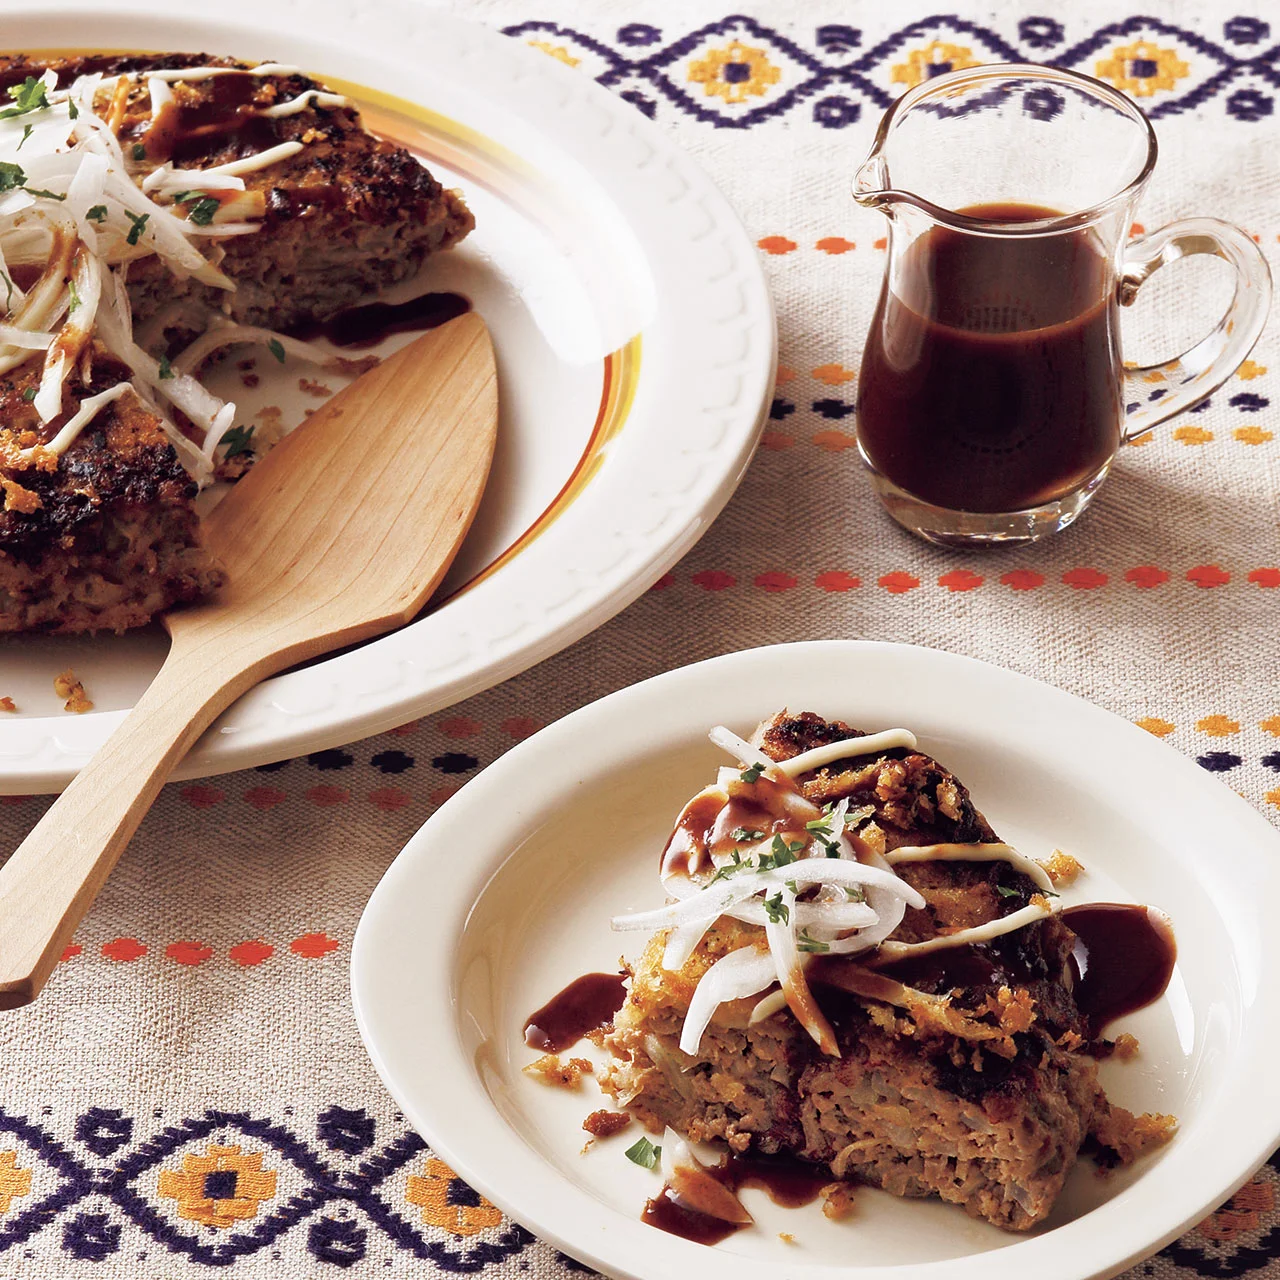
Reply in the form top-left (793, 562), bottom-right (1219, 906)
top-left (600, 712), bottom-right (1176, 1235)
top-left (0, 55), bottom-right (472, 633)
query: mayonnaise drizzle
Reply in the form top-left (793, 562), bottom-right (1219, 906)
top-left (777, 729), bottom-right (918, 777)
top-left (127, 63), bottom-right (302, 84)
top-left (258, 91), bottom-right (349, 117)
top-left (200, 140), bottom-right (305, 178)
top-left (885, 842), bottom-right (1056, 893)
top-left (871, 901), bottom-right (1056, 963)
top-left (16, 383), bottom-right (132, 459)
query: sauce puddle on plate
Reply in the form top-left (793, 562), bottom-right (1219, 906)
top-left (294, 291), bottom-right (471, 349)
top-left (523, 972), bottom-right (627, 1053)
top-left (643, 1151), bottom-right (833, 1245)
top-left (1063, 902), bottom-right (1177, 1038)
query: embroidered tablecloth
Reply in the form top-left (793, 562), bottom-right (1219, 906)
top-left (2, 2), bottom-right (1279, 1275)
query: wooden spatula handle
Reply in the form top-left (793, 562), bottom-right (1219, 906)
top-left (0, 653), bottom-right (249, 1008)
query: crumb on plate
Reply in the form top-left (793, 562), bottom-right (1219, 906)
top-left (54, 669), bottom-right (93, 714)
top-left (1042, 849), bottom-right (1084, 886)
top-left (523, 1053), bottom-right (593, 1089)
top-left (0, 696), bottom-right (15, 712)
top-left (582, 1109), bottom-right (631, 1138)
top-left (1111, 1032), bottom-right (1141, 1061)
top-left (822, 1183), bottom-right (857, 1221)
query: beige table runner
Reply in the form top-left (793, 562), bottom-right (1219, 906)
top-left (1, 2), bottom-right (1278, 1275)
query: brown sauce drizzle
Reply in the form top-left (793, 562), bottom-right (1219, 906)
top-left (7, 264), bottom-right (43, 294)
top-left (642, 1151), bottom-right (831, 1244)
top-left (1063, 903), bottom-right (1176, 1038)
top-left (659, 791), bottom-right (725, 878)
top-left (522, 973), bottom-right (626, 1053)
top-left (127, 70), bottom-right (280, 166)
top-left (292, 292), bottom-right (471, 349)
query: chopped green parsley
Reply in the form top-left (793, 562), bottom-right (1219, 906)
top-left (86, 204), bottom-right (108, 223)
top-left (21, 386), bottom-right (36, 402)
top-left (757, 835), bottom-right (803, 872)
top-left (187, 197), bottom-right (220, 227)
top-left (709, 850), bottom-right (748, 883)
top-left (131, 142), bottom-right (147, 160)
top-left (762, 892), bottom-right (790, 925)
top-left (624, 1136), bottom-right (661, 1169)
top-left (0, 77), bottom-right (51, 121)
top-left (158, 354), bottom-right (175, 380)
top-left (17, 124), bottom-right (33, 151)
top-left (267, 338), bottom-right (286, 364)
top-left (0, 160), bottom-right (66, 200)
top-left (730, 827), bottom-right (763, 844)
top-left (739, 762), bottom-right (764, 784)
top-left (219, 424), bottom-right (256, 458)
top-left (797, 930), bottom-right (831, 954)
top-left (67, 278), bottom-right (81, 313)
top-left (124, 210), bottom-right (149, 246)
top-left (996, 884), bottom-right (1020, 899)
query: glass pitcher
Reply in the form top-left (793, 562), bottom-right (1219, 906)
top-left (853, 63), bottom-right (1271, 546)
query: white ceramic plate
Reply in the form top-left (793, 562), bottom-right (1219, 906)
top-left (352, 640), bottom-right (1280, 1280)
top-left (0, 0), bottom-right (773, 793)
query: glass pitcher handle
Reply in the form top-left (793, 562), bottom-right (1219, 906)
top-left (1119, 218), bottom-right (1272, 442)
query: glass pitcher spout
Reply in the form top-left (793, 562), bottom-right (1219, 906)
top-left (852, 154), bottom-right (892, 210)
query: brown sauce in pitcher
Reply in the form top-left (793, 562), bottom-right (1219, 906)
top-left (857, 202), bottom-right (1123, 513)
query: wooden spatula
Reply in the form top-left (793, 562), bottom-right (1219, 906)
top-left (0, 313), bottom-right (497, 1008)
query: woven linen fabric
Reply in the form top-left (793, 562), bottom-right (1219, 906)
top-left (2, 2), bottom-right (1279, 1275)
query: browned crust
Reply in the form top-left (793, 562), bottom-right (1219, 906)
top-left (600, 712), bottom-right (1177, 1231)
top-left (0, 51), bottom-right (472, 631)
top-left (0, 52), bottom-right (471, 237)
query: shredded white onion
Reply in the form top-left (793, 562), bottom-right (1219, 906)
top-left (174, 321), bottom-right (333, 375)
top-left (679, 946), bottom-right (777, 1055)
top-left (619, 722), bottom-right (1068, 1059)
top-left (0, 58), bottom-right (323, 482)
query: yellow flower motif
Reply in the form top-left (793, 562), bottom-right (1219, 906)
top-left (1197, 714), bottom-right (1240, 737)
top-left (890, 42), bottom-right (981, 90)
top-left (527, 40), bottom-right (579, 68)
top-left (1173, 425), bottom-right (1213, 445)
top-left (157, 1144), bottom-right (277, 1230)
top-left (1262, 715), bottom-right (1280, 737)
top-left (407, 1157), bottom-right (503, 1236)
top-left (1136, 717), bottom-right (1175, 738)
top-left (1235, 425), bottom-right (1273, 444)
top-left (1238, 359), bottom-right (1267, 380)
top-left (0, 1151), bottom-right (31, 1217)
top-left (688, 40), bottom-right (781, 105)
top-left (1095, 41), bottom-right (1190, 97)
